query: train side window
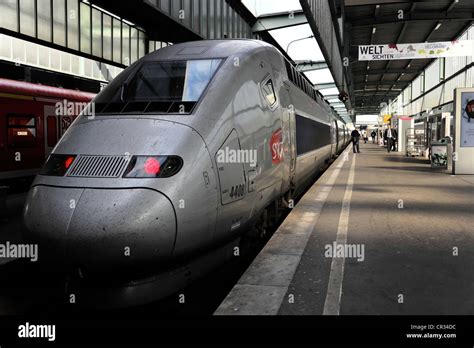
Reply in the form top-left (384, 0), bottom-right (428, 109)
top-left (262, 79), bottom-right (277, 107)
top-left (7, 114), bottom-right (37, 148)
top-left (47, 116), bottom-right (58, 147)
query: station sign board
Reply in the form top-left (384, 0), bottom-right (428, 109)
top-left (356, 114), bottom-right (378, 125)
top-left (359, 40), bottom-right (474, 61)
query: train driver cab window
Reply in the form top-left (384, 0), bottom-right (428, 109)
top-left (7, 114), bottom-right (37, 148)
top-left (262, 79), bottom-right (277, 107)
top-left (125, 59), bottom-right (222, 102)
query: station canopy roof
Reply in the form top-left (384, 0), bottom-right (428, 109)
top-left (242, 0), bottom-right (351, 123)
top-left (243, 0), bottom-right (474, 117)
top-left (345, 0), bottom-right (474, 114)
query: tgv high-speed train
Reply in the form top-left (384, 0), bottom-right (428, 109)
top-left (23, 40), bottom-right (350, 307)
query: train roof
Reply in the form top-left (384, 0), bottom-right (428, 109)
top-left (0, 78), bottom-right (96, 102)
top-left (141, 39), bottom-right (349, 125)
top-left (142, 39), bottom-right (275, 61)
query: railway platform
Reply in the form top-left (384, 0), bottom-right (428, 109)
top-left (215, 142), bottom-right (474, 315)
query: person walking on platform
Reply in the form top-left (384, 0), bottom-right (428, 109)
top-left (384, 125), bottom-right (398, 153)
top-left (371, 130), bottom-right (377, 144)
top-left (391, 127), bottom-right (398, 151)
top-left (351, 129), bottom-right (361, 153)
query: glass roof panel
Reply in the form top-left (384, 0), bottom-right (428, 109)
top-left (319, 87), bottom-right (339, 96)
top-left (241, 2), bottom-right (349, 115)
top-left (269, 24), bottom-right (324, 62)
top-left (242, 0), bottom-right (302, 17)
top-left (305, 68), bottom-right (334, 85)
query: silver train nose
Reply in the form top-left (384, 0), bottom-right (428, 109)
top-left (23, 185), bottom-right (176, 272)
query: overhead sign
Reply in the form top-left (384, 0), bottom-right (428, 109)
top-left (359, 40), bottom-right (474, 61)
top-left (356, 114), bottom-right (378, 125)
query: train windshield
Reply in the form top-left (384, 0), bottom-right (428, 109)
top-left (125, 59), bottom-right (222, 102)
top-left (94, 59), bottom-right (222, 114)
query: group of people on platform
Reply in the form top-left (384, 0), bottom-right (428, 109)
top-left (350, 126), bottom-right (398, 153)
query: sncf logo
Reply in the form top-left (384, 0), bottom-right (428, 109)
top-left (270, 128), bottom-right (284, 164)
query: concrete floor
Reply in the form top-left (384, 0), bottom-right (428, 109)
top-left (217, 142), bottom-right (474, 315)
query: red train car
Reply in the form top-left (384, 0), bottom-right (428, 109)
top-left (0, 78), bottom-right (95, 180)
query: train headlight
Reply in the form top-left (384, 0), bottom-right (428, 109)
top-left (40, 155), bottom-right (76, 176)
top-left (122, 156), bottom-right (183, 178)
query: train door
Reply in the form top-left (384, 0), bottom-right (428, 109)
top-left (289, 104), bottom-right (296, 178)
top-left (334, 120), bottom-right (339, 155)
top-left (43, 105), bottom-right (58, 156)
top-left (278, 82), bottom-right (296, 193)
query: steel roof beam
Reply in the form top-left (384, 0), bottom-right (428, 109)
top-left (353, 68), bottom-right (422, 75)
top-left (354, 83), bottom-right (410, 89)
top-left (355, 105), bottom-right (384, 107)
top-left (355, 91), bottom-right (404, 95)
top-left (345, 0), bottom-right (413, 6)
top-left (446, 0), bottom-right (459, 13)
top-left (295, 60), bottom-right (329, 72)
top-left (381, 16), bottom-right (410, 80)
top-left (314, 82), bottom-right (337, 90)
top-left (252, 11), bottom-right (307, 32)
top-left (323, 94), bottom-right (340, 99)
top-left (392, 21), bottom-right (442, 95)
top-left (354, 88), bottom-right (403, 92)
top-left (348, 11), bottom-right (473, 27)
top-left (300, 0), bottom-right (352, 111)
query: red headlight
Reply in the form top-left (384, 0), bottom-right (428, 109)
top-left (40, 155), bottom-right (76, 176)
top-left (144, 157), bottom-right (161, 175)
top-left (64, 156), bottom-right (75, 169)
top-left (123, 156), bottom-right (183, 178)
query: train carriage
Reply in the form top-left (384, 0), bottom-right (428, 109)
top-left (0, 78), bottom-right (95, 181)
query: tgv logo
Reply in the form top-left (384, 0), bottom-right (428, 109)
top-left (270, 128), bottom-right (284, 164)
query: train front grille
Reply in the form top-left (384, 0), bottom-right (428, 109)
top-left (67, 155), bottom-right (128, 178)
